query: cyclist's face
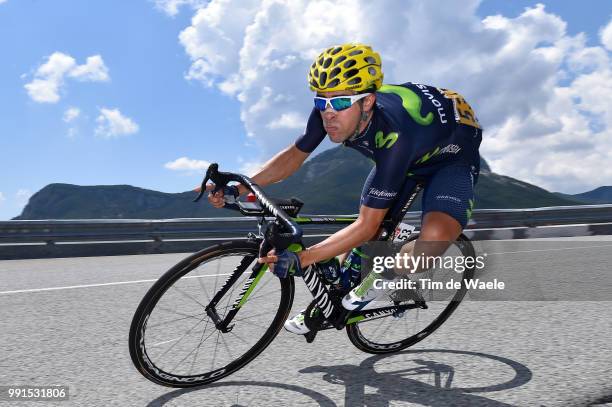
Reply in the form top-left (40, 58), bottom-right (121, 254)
top-left (318, 90), bottom-right (364, 143)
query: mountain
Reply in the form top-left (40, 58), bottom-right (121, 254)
top-left (14, 146), bottom-right (590, 220)
top-left (265, 146), bottom-right (586, 212)
top-left (559, 186), bottom-right (612, 204)
top-left (14, 184), bottom-right (239, 220)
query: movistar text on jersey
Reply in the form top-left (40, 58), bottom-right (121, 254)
top-left (372, 254), bottom-right (487, 274)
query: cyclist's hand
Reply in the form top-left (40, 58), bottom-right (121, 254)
top-left (206, 183), bottom-right (225, 208)
top-left (259, 249), bottom-right (302, 278)
top-left (194, 184), bottom-right (238, 208)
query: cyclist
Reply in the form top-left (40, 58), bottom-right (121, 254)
top-left (205, 43), bottom-right (482, 335)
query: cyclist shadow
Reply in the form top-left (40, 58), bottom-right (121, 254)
top-left (145, 380), bottom-right (337, 407)
top-left (145, 349), bottom-right (532, 407)
top-left (300, 348), bottom-right (533, 407)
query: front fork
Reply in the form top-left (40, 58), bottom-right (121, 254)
top-left (205, 240), bottom-right (305, 333)
top-left (205, 254), bottom-right (262, 333)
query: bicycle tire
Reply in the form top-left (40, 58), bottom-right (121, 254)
top-left (129, 240), bottom-right (294, 387)
top-left (346, 233), bottom-right (476, 354)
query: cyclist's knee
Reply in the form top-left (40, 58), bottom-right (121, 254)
top-left (419, 211), bottom-right (462, 242)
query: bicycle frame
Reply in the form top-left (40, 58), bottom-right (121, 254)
top-left (207, 182), bottom-right (426, 334)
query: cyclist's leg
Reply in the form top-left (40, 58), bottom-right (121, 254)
top-left (286, 169), bottom-right (382, 333)
top-left (341, 170), bottom-right (421, 310)
top-left (395, 160), bottom-right (477, 275)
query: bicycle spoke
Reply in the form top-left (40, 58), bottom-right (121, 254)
top-left (213, 258), bottom-right (221, 297)
top-left (230, 317), bottom-right (269, 330)
top-left (147, 312), bottom-right (206, 329)
top-left (218, 332), bottom-right (235, 362)
top-left (246, 287), bottom-right (282, 303)
top-left (171, 319), bottom-right (211, 374)
top-left (197, 271), bottom-right (212, 303)
top-left (228, 331), bottom-right (249, 345)
top-left (170, 285), bottom-right (208, 309)
top-left (188, 320), bottom-right (209, 375)
top-left (233, 309), bottom-right (272, 322)
top-left (171, 333), bottom-right (206, 372)
top-left (218, 274), bottom-right (242, 313)
top-left (210, 331), bottom-right (221, 371)
top-left (248, 275), bottom-right (274, 299)
top-left (404, 309), bottom-right (413, 336)
top-left (156, 306), bottom-right (204, 319)
top-left (376, 318), bottom-right (395, 339)
top-left (155, 316), bottom-right (207, 361)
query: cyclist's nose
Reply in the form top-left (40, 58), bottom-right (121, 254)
top-left (322, 108), bottom-right (336, 119)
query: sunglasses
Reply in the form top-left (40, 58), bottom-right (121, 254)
top-left (314, 93), bottom-right (371, 112)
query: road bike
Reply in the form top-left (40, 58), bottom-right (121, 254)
top-left (129, 164), bottom-right (476, 387)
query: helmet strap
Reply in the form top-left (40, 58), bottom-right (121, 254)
top-left (349, 100), bottom-right (373, 141)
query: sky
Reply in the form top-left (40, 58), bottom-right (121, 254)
top-left (1, 0), bottom-right (611, 220)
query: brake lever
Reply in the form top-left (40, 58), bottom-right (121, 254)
top-left (193, 164), bottom-right (218, 202)
top-left (194, 163), bottom-right (240, 204)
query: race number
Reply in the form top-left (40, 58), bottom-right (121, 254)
top-left (439, 88), bottom-right (481, 129)
top-left (392, 222), bottom-right (416, 243)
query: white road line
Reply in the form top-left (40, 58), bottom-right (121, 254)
top-left (0, 273), bottom-right (232, 296)
top-left (3, 243), bottom-right (610, 296)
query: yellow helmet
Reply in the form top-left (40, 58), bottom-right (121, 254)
top-left (308, 43), bottom-right (383, 93)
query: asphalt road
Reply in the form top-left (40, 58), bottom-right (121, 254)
top-left (1, 236), bottom-right (611, 406)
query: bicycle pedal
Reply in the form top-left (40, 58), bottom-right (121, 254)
top-left (393, 311), bottom-right (405, 319)
top-left (304, 331), bottom-right (317, 343)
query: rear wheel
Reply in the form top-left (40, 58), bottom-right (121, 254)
top-left (129, 240), bottom-right (294, 387)
top-left (346, 234), bottom-right (475, 354)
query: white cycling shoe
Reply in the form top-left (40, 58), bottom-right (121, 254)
top-left (283, 309), bottom-right (310, 335)
top-left (342, 269), bottom-right (400, 311)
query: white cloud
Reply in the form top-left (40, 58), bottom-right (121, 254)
top-left (601, 18), bottom-right (612, 51)
top-left (266, 112), bottom-right (306, 130)
top-left (24, 52), bottom-right (109, 103)
top-left (0, 192), bottom-right (5, 203)
top-left (236, 156), bottom-right (262, 176)
top-left (68, 55), bottom-right (109, 82)
top-left (15, 189), bottom-right (32, 205)
top-left (176, 1), bottom-right (612, 193)
top-left (95, 108), bottom-right (139, 138)
top-left (63, 107), bottom-right (80, 123)
top-left (0, 0), bottom-right (8, 4)
top-left (153, 0), bottom-right (205, 16)
top-left (63, 107), bottom-right (81, 138)
top-left (164, 157), bottom-right (211, 171)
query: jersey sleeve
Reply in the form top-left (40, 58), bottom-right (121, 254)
top-left (361, 134), bottom-right (415, 209)
top-left (295, 108), bottom-right (326, 153)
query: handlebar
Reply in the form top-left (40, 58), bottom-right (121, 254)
top-left (194, 163), bottom-right (303, 250)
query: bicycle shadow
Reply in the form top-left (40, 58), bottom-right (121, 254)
top-left (145, 380), bottom-right (337, 407)
top-left (145, 349), bottom-right (532, 407)
top-left (300, 348), bottom-right (532, 407)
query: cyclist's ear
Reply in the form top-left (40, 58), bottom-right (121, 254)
top-left (363, 93), bottom-right (376, 111)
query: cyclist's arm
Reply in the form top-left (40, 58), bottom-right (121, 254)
top-left (299, 204), bottom-right (388, 267)
top-left (300, 131), bottom-right (414, 267)
top-left (235, 144), bottom-right (309, 196)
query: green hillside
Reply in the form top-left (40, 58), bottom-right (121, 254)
top-left (14, 146), bottom-right (589, 219)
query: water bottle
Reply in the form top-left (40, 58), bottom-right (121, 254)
top-left (340, 247), bottom-right (367, 290)
top-left (316, 257), bottom-right (341, 286)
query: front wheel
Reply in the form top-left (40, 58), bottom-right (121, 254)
top-left (346, 234), bottom-right (476, 354)
top-left (129, 240), bottom-right (294, 387)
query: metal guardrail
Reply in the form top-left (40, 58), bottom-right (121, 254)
top-left (2, 204), bottom-right (612, 260)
